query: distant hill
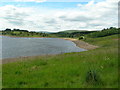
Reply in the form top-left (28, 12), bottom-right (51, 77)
top-left (58, 30), bottom-right (90, 33)
top-left (52, 30), bottom-right (98, 38)
top-left (38, 31), bottom-right (54, 34)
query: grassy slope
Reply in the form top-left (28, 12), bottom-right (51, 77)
top-left (2, 34), bottom-right (119, 88)
top-left (58, 30), bottom-right (87, 33)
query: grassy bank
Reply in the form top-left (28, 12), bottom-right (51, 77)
top-left (2, 34), bottom-right (119, 88)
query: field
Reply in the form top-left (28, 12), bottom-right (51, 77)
top-left (2, 34), bottom-right (119, 88)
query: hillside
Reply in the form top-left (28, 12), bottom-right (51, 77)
top-left (58, 30), bottom-right (88, 33)
top-left (2, 34), bottom-right (119, 88)
top-left (1, 29), bottom-right (49, 37)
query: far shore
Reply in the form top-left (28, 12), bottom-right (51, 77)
top-left (1, 35), bottom-right (98, 64)
top-left (0, 35), bottom-right (51, 38)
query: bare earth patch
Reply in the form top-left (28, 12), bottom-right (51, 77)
top-left (62, 38), bottom-right (99, 50)
top-left (113, 38), bottom-right (120, 40)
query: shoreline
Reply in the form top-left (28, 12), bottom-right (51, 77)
top-left (1, 54), bottom-right (58, 64)
top-left (2, 36), bottom-right (98, 64)
top-left (61, 38), bottom-right (98, 50)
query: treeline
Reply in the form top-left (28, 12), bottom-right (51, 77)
top-left (52, 27), bottom-right (119, 38)
top-left (1, 27), bottom-right (119, 38)
top-left (52, 31), bottom-right (97, 38)
top-left (86, 27), bottom-right (120, 38)
top-left (2, 28), bottom-right (49, 37)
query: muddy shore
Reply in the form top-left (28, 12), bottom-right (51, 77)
top-left (62, 38), bottom-right (98, 50)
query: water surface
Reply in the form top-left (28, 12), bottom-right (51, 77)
top-left (1, 36), bottom-right (86, 59)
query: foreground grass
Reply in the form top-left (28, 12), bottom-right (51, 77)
top-left (2, 34), bottom-right (119, 88)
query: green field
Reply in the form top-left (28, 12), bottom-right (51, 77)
top-left (58, 30), bottom-right (89, 33)
top-left (2, 34), bottom-right (119, 88)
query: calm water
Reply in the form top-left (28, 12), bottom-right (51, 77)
top-left (1, 36), bottom-right (86, 59)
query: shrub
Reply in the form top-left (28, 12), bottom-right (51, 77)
top-left (79, 36), bottom-right (85, 40)
top-left (87, 27), bottom-right (119, 38)
top-left (86, 70), bottom-right (103, 85)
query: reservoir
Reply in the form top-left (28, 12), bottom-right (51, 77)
top-left (1, 36), bottom-right (86, 59)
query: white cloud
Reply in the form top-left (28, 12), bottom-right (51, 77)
top-left (77, 4), bottom-right (83, 7)
top-left (0, 0), bottom-right (119, 32)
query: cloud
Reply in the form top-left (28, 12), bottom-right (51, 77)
top-left (0, 5), bottom-right (34, 30)
top-left (44, 18), bottom-right (57, 24)
top-left (58, 11), bottom-right (94, 22)
top-left (77, 4), bottom-right (83, 7)
top-left (0, 0), bottom-right (118, 32)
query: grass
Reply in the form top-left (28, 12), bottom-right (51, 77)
top-left (2, 34), bottom-right (119, 88)
top-left (58, 30), bottom-right (87, 33)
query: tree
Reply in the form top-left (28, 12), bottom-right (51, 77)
top-left (5, 28), bottom-right (11, 31)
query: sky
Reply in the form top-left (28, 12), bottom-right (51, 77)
top-left (0, 0), bottom-right (119, 32)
